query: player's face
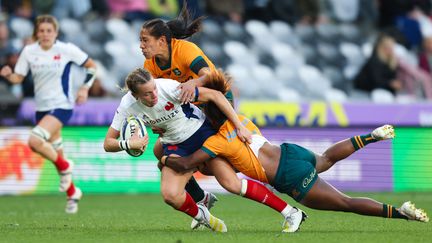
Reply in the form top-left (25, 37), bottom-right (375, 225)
top-left (135, 79), bottom-right (158, 107)
top-left (37, 22), bottom-right (58, 50)
top-left (139, 29), bottom-right (165, 59)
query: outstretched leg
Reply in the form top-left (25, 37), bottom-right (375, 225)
top-left (300, 177), bottom-right (428, 222)
top-left (316, 125), bottom-right (395, 173)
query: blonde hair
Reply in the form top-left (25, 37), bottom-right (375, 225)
top-left (124, 68), bottom-right (153, 94)
top-left (374, 34), bottom-right (398, 70)
top-left (32, 15), bottom-right (59, 41)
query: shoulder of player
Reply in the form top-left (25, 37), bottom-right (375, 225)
top-left (118, 91), bottom-right (138, 109)
top-left (21, 42), bottom-right (39, 53)
top-left (144, 58), bottom-right (156, 67)
top-left (172, 38), bottom-right (201, 51)
top-left (54, 41), bottom-right (83, 53)
top-left (155, 78), bottom-right (180, 88)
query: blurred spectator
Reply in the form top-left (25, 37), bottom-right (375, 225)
top-left (398, 55), bottom-right (432, 99)
top-left (106, 0), bottom-right (153, 22)
top-left (148, 0), bottom-right (179, 20)
top-left (0, 15), bottom-right (14, 66)
top-left (355, 33), bottom-right (432, 99)
top-left (419, 36), bottom-right (432, 74)
top-left (89, 0), bottom-right (111, 17)
top-left (377, 0), bottom-right (412, 29)
top-left (269, 0), bottom-right (321, 25)
top-left (1, 0), bottom-right (32, 18)
top-left (243, 0), bottom-right (273, 22)
top-left (353, 34), bottom-right (402, 94)
top-left (205, 0), bottom-right (244, 23)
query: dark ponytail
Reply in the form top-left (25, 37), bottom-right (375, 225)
top-left (141, 0), bottom-right (204, 43)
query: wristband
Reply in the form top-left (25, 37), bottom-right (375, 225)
top-left (83, 67), bottom-right (96, 88)
top-left (118, 140), bottom-right (130, 150)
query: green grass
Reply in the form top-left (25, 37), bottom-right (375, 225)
top-left (0, 192), bottom-right (431, 243)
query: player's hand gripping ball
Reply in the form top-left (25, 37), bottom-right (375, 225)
top-left (120, 115), bottom-right (147, 157)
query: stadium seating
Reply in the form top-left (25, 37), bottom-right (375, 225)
top-left (6, 12), bottom-right (427, 102)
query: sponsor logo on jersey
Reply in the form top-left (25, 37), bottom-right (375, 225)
top-left (164, 101), bottom-right (174, 111)
top-left (302, 169), bottom-right (316, 188)
top-left (53, 54), bottom-right (61, 60)
top-left (142, 110), bottom-right (180, 125)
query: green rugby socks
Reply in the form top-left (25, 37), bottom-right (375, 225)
top-left (382, 204), bottom-right (408, 219)
top-left (350, 134), bottom-right (377, 151)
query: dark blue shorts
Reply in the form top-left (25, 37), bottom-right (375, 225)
top-left (163, 119), bottom-right (216, 156)
top-left (35, 109), bottom-right (73, 125)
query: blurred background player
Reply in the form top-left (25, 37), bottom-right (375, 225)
top-left (139, 1), bottom-right (233, 224)
top-left (103, 67), bottom-right (251, 232)
top-left (0, 15), bottom-right (97, 214)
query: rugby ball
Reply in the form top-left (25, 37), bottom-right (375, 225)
top-left (120, 115), bottom-right (147, 157)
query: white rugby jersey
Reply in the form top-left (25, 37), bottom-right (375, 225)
top-left (111, 78), bottom-right (206, 144)
top-left (15, 41), bottom-right (88, 111)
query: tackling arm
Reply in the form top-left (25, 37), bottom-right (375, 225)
top-left (161, 149), bottom-right (212, 172)
top-left (196, 87), bottom-right (252, 143)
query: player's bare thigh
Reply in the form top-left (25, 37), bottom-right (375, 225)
top-left (200, 157), bottom-right (242, 194)
top-left (160, 154), bottom-right (195, 207)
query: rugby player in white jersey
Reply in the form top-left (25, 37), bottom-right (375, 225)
top-left (0, 15), bottom-right (97, 214)
top-left (103, 67), bottom-right (252, 232)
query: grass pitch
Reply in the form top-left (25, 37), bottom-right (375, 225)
top-left (0, 192), bottom-right (430, 243)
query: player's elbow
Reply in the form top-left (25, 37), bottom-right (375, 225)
top-left (103, 143), bottom-right (110, 152)
top-left (103, 140), bottom-right (114, 152)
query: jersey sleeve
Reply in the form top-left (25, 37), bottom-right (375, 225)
top-left (201, 134), bottom-right (227, 158)
top-left (66, 43), bottom-right (89, 66)
top-left (14, 47), bottom-right (29, 76)
top-left (179, 42), bottom-right (209, 75)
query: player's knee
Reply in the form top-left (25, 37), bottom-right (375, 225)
top-left (320, 153), bottom-right (333, 165)
top-left (161, 187), bottom-right (181, 207)
top-left (51, 137), bottom-right (63, 151)
top-left (337, 196), bottom-right (353, 211)
top-left (29, 126), bottom-right (51, 151)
